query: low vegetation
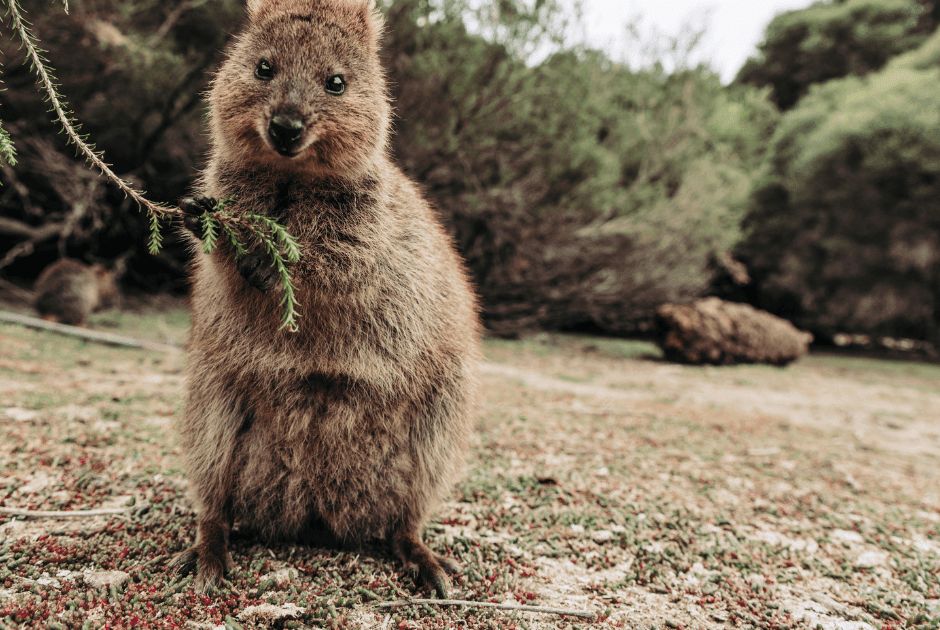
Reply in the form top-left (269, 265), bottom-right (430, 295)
top-left (1, 0), bottom-right (938, 341)
top-left (1, 309), bottom-right (939, 628)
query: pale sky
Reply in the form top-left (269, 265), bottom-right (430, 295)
top-left (580, 0), bottom-right (816, 81)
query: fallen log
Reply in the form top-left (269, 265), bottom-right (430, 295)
top-left (656, 298), bottom-right (813, 366)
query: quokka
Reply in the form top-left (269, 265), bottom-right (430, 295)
top-left (174, 0), bottom-right (481, 597)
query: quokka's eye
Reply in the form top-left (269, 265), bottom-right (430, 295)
top-left (325, 75), bottom-right (346, 95)
top-left (255, 59), bottom-right (275, 80)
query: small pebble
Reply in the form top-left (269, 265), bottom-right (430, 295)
top-left (83, 570), bottom-right (130, 591)
top-left (855, 551), bottom-right (889, 568)
top-left (238, 603), bottom-right (305, 622)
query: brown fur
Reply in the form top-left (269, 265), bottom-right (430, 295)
top-left (175, 0), bottom-right (481, 596)
top-left (33, 259), bottom-right (119, 326)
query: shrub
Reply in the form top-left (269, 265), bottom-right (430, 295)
top-left (386, 0), bottom-right (777, 334)
top-left (738, 50), bottom-right (940, 342)
top-left (738, 0), bottom-right (928, 109)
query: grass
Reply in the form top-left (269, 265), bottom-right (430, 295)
top-left (88, 300), bottom-right (191, 347)
top-left (1, 313), bottom-right (939, 628)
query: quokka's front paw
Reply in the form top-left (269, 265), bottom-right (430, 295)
top-left (170, 545), bottom-right (232, 595)
top-left (236, 250), bottom-right (280, 292)
top-left (179, 195), bottom-right (219, 237)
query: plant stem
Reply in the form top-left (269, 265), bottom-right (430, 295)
top-left (3, 0), bottom-right (174, 219)
top-left (373, 599), bottom-right (596, 620)
top-left (0, 506), bottom-right (137, 519)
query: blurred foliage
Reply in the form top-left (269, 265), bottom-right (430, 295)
top-left (2, 0), bottom-right (936, 342)
top-left (384, 0), bottom-right (776, 333)
top-left (889, 23), bottom-right (940, 68)
top-left (738, 29), bottom-right (940, 343)
top-left (737, 0), bottom-right (935, 110)
top-left (0, 0), bottom-right (245, 288)
top-left (0, 0), bottom-right (775, 335)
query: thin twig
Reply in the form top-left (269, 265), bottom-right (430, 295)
top-left (0, 278), bottom-right (32, 302)
top-left (152, 0), bottom-right (199, 42)
top-left (0, 310), bottom-right (182, 353)
top-left (373, 599), bottom-right (596, 620)
top-left (3, 0), bottom-right (175, 220)
top-left (0, 506), bottom-right (134, 519)
top-left (3, 0), bottom-right (302, 329)
top-left (0, 219), bottom-right (64, 269)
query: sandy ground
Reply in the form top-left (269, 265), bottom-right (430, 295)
top-left (1, 310), bottom-right (939, 628)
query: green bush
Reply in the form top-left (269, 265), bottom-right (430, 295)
top-left (1, 0), bottom-right (776, 335)
top-left (738, 0), bottom-right (929, 109)
top-left (386, 0), bottom-right (776, 333)
top-left (889, 25), bottom-right (940, 68)
top-left (738, 54), bottom-right (940, 341)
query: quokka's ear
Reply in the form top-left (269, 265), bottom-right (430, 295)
top-left (246, 0), bottom-right (268, 17)
top-left (350, 0), bottom-right (385, 48)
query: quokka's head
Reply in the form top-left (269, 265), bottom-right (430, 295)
top-left (211, 0), bottom-right (390, 176)
top-left (91, 264), bottom-right (121, 310)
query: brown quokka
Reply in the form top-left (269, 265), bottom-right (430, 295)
top-left (33, 259), bottom-right (120, 326)
top-left (173, 0), bottom-right (481, 597)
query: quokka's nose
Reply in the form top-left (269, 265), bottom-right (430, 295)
top-left (268, 114), bottom-right (305, 155)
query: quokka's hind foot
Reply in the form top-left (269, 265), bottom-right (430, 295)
top-left (435, 553), bottom-right (461, 576)
top-left (169, 547), bottom-right (198, 577)
top-left (170, 544), bottom-right (232, 594)
top-left (392, 531), bottom-right (459, 598)
top-left (170, 518), bottom-right (234, 594)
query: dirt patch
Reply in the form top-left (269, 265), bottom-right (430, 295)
top-left (1, 320), bottom-right (938, 627)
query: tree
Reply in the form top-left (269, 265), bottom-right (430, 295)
top-left (737, 0), bottom-right (928, 110)
top-left (384, 0), bottom-right (777, 334)
top-left (738, 30), bottom-right (940, 342)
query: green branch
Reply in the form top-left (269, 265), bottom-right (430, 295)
top-left (1, 0), bottom-right (303, 331)
top-left (206, 206), bottom-right (302, 332)
top-left (3, 0), bottom-right (174, 219)
top-left (0, 123), bottom-right (16, 166)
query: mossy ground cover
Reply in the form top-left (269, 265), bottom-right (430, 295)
top-left (1, 309), bottom-right (939, 628)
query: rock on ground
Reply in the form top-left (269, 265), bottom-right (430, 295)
top-left (83, 570), bottom-right (130, 591)
top-left (656, 298), bottom-right (813, 366)
top-left (237, 603), bottom-right (305, 623)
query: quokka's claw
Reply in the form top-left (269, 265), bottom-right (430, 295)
top-left (169, 547), bottom-right (198, 577)
top-left (236, 250), bottom-right (279, 292)
top-left (179, 196), bottom-right (219, 236)
top-left (170, 544), bottom-right (231, 595)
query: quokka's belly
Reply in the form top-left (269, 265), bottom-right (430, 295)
top-left (229, 387), bottom-right (420, 542)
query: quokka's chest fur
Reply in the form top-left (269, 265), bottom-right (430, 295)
top-left (210, 174), bottom-right (393, 290)
top-left (227, 371), bottom-right (423, 541)
top-left (192, 174), bottom-right (454, 380)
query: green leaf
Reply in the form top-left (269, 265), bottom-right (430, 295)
top-left (0, 123), bottom-right (17, 167)
top-left (147, 213), bottom-right (163, 255)
top-left (201, 213), bottom-right (219, 254)
top-left (220, 223), bottom-right (248, 258)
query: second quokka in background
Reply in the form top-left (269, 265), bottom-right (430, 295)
top-left (174, 0), bottom-right (481, 597)
top-left (33, 258), bottom-right (121, 326)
